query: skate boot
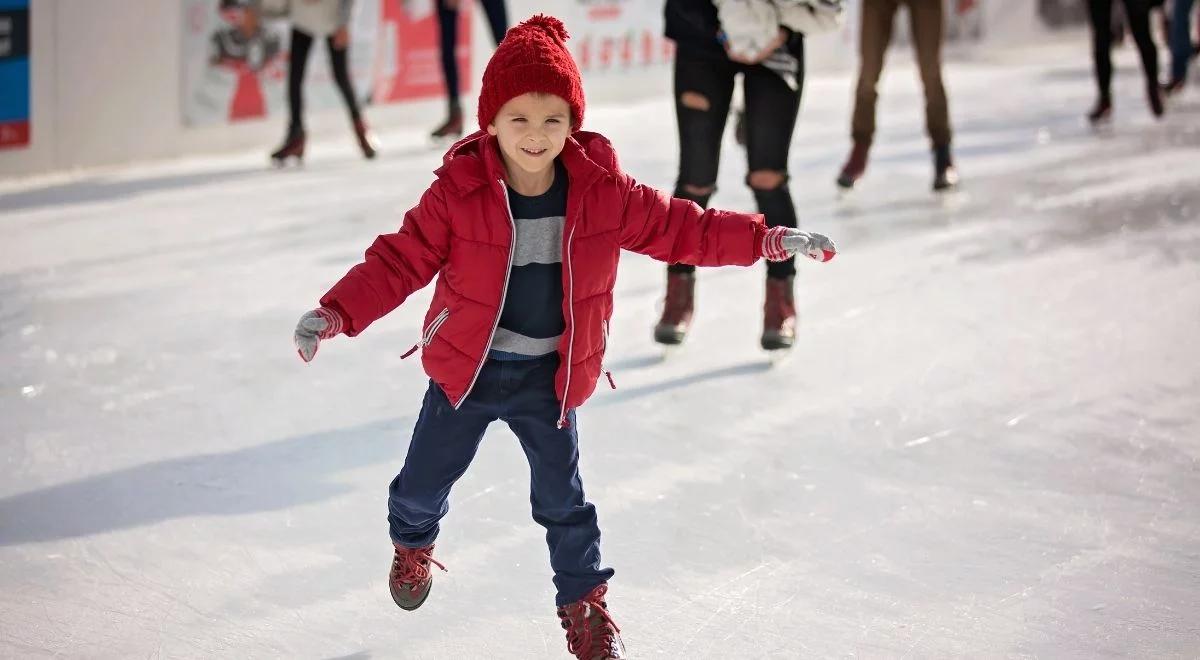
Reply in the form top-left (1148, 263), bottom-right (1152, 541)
top-left (431, 104), bottom-right (464, 141)
top-left (1087, 97), bottom-right (1113, 125)
top-left (1147, 83), bottom-right (1164, 118)
top-left (354, 118), bottom-right (379, 159)
top-left (557, 584), bottom-right (627, 660)
top-left (836, 141), bottom-right (870, 190)
top-left (388, 542), bottom-right (445, 611)
top-left (932, 144), bottom-right (960, 193)
top-left (653, 271), bottom-right (695, 346)
top-left (761, 275), bottom-right (797, 351)
top-left (1162, 77), bottom-right (1185, 97)
top-left (270, 128), bottom-right (306, 166)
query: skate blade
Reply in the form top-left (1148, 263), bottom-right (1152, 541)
top-left (270, 155), bottom-right (305, 169)
top-left (764, 346), bottom-right (794, 367)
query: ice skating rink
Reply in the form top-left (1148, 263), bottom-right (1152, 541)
top-left (2, 43), bottom-right (1199, 658)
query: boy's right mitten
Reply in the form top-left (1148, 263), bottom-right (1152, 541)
top-left (294, 307), bottom-right (344, 363)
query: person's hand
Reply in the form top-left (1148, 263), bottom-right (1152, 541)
top-left (294, 308), bottom-right (344, 362)
top-left (762, 227), bottom-right (837, 263)
top-left (332, 26), bottom-right (350, 50)
top-left (724, 27), bottom-right (788, 65)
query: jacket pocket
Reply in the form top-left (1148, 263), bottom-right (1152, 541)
top-left (402, 308), bottom-right (450, 359)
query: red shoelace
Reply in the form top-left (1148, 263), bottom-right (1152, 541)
top-left (558, 584), bottom-right (620, 659)
top-left (391, 545), bottom-right (446, 587)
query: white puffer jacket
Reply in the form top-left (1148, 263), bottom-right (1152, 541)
top-left (716, 0), bottom-right (844, 61)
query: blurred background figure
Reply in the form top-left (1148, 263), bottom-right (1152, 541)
top-left (430, 0), bottom-right (508, 140)
top-left (1084, 0), bottom-right (1163, 123)
top-left (1165, 0), bottom-right (1199, 93)
top-left (657, 0), bottom-right (840, 352)
top-left (258, 0), bottom-right (379, 164)
top-left (838, 0), bottom-right (971, 194)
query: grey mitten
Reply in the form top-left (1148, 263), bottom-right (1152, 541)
top-left (294, 307), bottom-right (344, 362)
top-left (762, 226), bottom-right (837, 262)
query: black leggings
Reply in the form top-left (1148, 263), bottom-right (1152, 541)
top-left (439, 0), bottom-right (508, 106)
top-left (669, 49), bottom-right (804, 280)
top-left (1086, 0), bottom-right (1159, 100)
top-left (287, 27), bottom-right (361, 135)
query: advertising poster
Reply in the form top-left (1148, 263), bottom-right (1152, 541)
top-left (0, 0), bottom-right (30, 149)
top-left (181, 0), bottom-right (469, 126)
top-left (553, 0), bottom-right (674, 74)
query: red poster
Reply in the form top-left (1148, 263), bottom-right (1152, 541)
top-left (373, 0), bottom-right (471, 103)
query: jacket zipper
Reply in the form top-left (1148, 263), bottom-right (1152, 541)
top-left (558, 223), bottom-right (578, 428)
top-left (601, 319), bottom-right (616, 390)
top-left (454, 181), bottom-right (517, 409)
top-left (401, 307), bottom-right (450, 359)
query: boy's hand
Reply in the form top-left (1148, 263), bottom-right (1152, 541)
top-left (763, 227), bottom-right (837, 263)
top-left (294, 307), bottom-right (344, 362)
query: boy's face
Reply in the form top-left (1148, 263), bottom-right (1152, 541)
top-left (487, 93), bottom-right (572, 177)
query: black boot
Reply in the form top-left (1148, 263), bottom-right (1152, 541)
top-left (932, 144), bottom-right (959, 192)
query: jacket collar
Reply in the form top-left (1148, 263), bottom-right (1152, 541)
top-left (435, 131), bottom-right (611, 194)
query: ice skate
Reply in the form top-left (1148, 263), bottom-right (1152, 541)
top-left (654, 271), bottom-right (695, 347)
top-left (270, 129), bottom-right (306, 167)
top-left (932, 144), bottom-right (960, 194)
top-left (761, 275), bottom-right (796, 352)
top-left (1087, 97), bottom-right (1113, 126)
top-left (836, 141), bottom-right (870, 192)
top-left (430, 105), bottom-right (464, 145)
top-left (354, 118), bottom-right (379, 160)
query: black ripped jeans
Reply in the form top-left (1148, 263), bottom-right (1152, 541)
top-left (669, 47), bottom-right (804, 280)
top-left (287, 27), bottom-right (361, 136)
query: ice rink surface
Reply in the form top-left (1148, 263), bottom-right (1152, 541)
top-left (2, 41), bottom-right (1199, 658)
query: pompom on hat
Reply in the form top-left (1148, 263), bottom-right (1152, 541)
top-left (477, 15), bottom-right (585, 131)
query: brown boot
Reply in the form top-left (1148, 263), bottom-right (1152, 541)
top-left (557, 584), bottom-right (627, 660)
top-left (653, 271), bottom-right (695, 345)
top-left (761, 276), bottom-right (797, 351)
top-left (388, 543), bottom-right (445, 611)
top-left (836, 141), bottom-right (870, 190)
top-left (354, 118), bottom-right (379, 159)
top-left (431, 104), bottom-right (464, 141)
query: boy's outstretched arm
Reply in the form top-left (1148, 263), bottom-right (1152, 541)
top-left (616, 177), bottom-right (835, 266)
top-left (294, 180), bottom-right (453, 362)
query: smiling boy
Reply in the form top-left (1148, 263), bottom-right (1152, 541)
top-left (293, 15), bottom-right (834, 659)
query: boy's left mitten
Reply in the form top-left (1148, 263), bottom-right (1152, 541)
top-left (294, 307), bottom-right (344, 362)
top-left (763, 227), bottom-right (837, 263)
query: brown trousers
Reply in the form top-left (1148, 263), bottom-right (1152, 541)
top-left (851, 0), bottom-right (952, 147)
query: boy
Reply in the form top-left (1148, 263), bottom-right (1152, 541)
top-left (293, 15), bottom-right (835, 660)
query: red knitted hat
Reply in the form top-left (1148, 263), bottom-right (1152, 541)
top-left (477, 15), bottom-right (585, 131)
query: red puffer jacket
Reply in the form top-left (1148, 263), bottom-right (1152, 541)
top-left (320, 130), bottom-right (769, 426)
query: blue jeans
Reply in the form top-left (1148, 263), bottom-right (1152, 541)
top-left (1171, 0), bottom-right (1197, 82)
top-left (388, 354), bottom-right (614, 606)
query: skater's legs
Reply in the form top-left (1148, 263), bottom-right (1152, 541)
top-left (1120, 0), bottom-right (1160, 89)
top-left (906, 0), bottom-right (952, 148)
top-left (502, 356), bottom-right (614, 606)
top-left (1170, 0), bottom-right (1197, 81)
top-left (669, 52), bottom-right (736, 275)
top-left (437, 0), bottom-right (461, 107)
top-left (1086, 0), bottom-right (1115, 101)
top-left (852, 0), bottom-right (900, 145)
top-left (478, 0), bottom-right (508, 45)
top-left (743, 59), bottom-right (803, 280)
top-left (287, 28), bottom-right (315, 134)
top-left (325, 35), bottom-right (363, 124)
top-left (388, 378), bottom-right (495, 547)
